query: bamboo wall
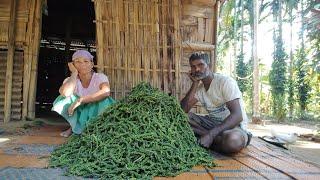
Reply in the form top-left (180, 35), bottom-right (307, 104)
top-left (94, 0), bottom-right (218, 103)
top-left (94, 0), bottom-right (182, 99)
top-left (0, 51), bottom-right (23, 120)
top-left (0, 0), bottom-right (218, 122)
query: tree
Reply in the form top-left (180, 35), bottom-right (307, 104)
top-left (269, 0), bottom-right (288, 121)
top-left (284, 0), bottom-right (299, 119)
top-left (295, 0), bottom-right (311, 117)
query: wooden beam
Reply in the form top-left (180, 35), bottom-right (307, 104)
top-left (4, 0), bottom-right (17, 123)
top-left (27, 0), bottom-right (42, 118)
top-left (182, 42), bottom-right (215, 51)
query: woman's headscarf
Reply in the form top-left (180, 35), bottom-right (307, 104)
top-left (72, 50), bottom-right (94, 61)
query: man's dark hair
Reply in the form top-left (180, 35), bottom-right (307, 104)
top-left (189, 52), bottom-right (209, 64)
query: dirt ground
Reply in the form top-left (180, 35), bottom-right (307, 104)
top-left (1, 117), bottom-right (320, 167)
top-left (248, 121), bottom-right (320, 167)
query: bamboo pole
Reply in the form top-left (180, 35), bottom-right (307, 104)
top-left (133, 1), bottom-right (138, 86)
top-left (143, 0), bottom-right (149, 83)
top-left (128, 2), bottom-right (134, 88)
top-left (4, 0), bottom-right (17, 123)
top-left (155, 0), bottom-right (163, 90)
top-left (173, 0), bottom-right (181, 98)
top-left (151, 1), bottom-right (158, 88)
top-left (162, 0), bottom-right (169, 93)
top-left (113, 0), bottom-right (119, 99)
top-left (22, 0), bottom-right (36, 120)
top-left (124, 1), bottom-right (129, 95)
top-left (27, 0), bottom-right (42, 118)
top-left (94, 0), bottom-right (104, 73)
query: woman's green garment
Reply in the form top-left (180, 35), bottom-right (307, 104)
top-left (52, 95), bottom-right (115, 134)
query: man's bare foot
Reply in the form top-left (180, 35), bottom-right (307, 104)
top-left (60, 128), bottom-right (72, 137)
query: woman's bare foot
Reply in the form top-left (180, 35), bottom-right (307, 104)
top-left (60, 128), bottom-right (72, 137)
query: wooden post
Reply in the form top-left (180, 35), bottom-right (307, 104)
top-left (182, 42), bottom-right (215, 51)
top-left (22, 0), bottom-right (36, 120)
top-left (212, 0), bottom-right (220, 72)
top-left (4, 0), bottom-right (17, 123)
top-left (27, 0), bottom-right (43, 118)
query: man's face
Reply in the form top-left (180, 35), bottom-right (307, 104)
top-left (190, 59), bottom-right (210, 80)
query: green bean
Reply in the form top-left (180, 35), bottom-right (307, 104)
top-left (50, 82), bottom-right (215, 179)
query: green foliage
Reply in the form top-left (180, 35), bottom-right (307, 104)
top-left (295, 48), bottom-right (311, 113)
top-left (218, 0), bottom-right (319, 121)
top-left (269, 31), bottom-right (287, 121)
top-left (235, 54), bottom-right (250, 92)
top-left (288, 77), bottom-right (295, 117)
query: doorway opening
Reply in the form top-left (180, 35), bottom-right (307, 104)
top-left (36, 0), bottom-right (96, 118)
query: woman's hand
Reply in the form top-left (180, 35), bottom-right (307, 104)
top-left (68, 62), bottom-right (78, 74)
top-left (68, 98), bottom-right (82, 116)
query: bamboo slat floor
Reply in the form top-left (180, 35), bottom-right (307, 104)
top-left (0, 124), bottom-right (319, 179)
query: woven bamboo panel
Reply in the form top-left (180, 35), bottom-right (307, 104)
top-left (0, 50), bottom-right (23, 121)
top-left (0, 0), bottom-right (29, 44)
top-left (94, 0), bottom-right (182, 99)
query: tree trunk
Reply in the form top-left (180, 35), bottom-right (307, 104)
top-left (288, 0), bottom-right (294, 119)
top-left (233, 0), bottom-right (238, 77)
top-left (240, 0), bottom-right (244, 55)
top-left (252, 0), bottom-right (261, 123)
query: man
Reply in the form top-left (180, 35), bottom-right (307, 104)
top-left (180, 53), bottom-right (251, 154)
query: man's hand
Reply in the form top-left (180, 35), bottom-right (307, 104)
top-left (188, 72), bottom-right (200, 83)
top-left (68, 62), bottom-right (78, 74)
top-left (199, 130), bottom-right (219, 148)
top-left (68, 98), bottom-right (82, 116)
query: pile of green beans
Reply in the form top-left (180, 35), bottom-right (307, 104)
top-left (50, 82), bottom-right (214, 179)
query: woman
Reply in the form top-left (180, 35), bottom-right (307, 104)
top-left (52, 50), bottom-right (115, 137)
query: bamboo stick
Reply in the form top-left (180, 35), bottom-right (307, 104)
top-left (173, 0), bottom-right (181, 98)
top-left (155, 0), bottom-right (163, 90)
top-left (124, 1), bottom-right (129, 95)
top-left (94, 0), bottom-right (104, 73)
top-left (128, 2), bottom-right (134, 88)
top-left (27, 0), bottom-right (42, 118)
top-left (143, 0), bottom-right (149, 83)
top-left (151, 1), bottom-right (157, 87)
top-left (4, 0), bottom-right (17, 123)
top-left (162, 0), bottom-right (169, 93)
top-left (116, 0), bottom-right (122, 98)
top-left (110, 0), bottom-right (116, 99)
top-left (133, 1), bottom-right (138, 86)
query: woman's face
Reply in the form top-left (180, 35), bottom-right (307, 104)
top-left (73, 57), bottom-right (93, 74)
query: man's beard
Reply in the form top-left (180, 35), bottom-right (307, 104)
top-left (194, 70), bottom-right (210, 80)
